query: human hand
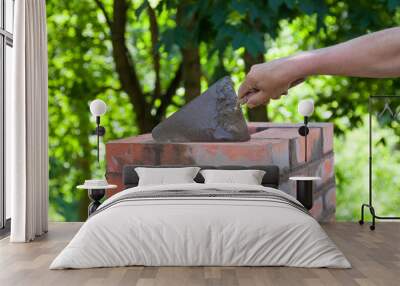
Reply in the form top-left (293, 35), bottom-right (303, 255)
top-left (238, 58), bottom-right (305, 108)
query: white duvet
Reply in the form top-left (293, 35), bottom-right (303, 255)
top-left (50, 183), bottom-right (350, 269)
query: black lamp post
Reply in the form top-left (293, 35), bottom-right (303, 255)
top-left (297, 99), bottom-right (314, 163)
top-left (90, 99), bottom-right (107, 163)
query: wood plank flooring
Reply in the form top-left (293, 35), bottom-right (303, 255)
top-left (0, 222), bottom-right (399, 286)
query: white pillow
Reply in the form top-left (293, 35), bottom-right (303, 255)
top-left (135, 167), bottom-right (200, 186)
top-left (200, 169), bottom-right (266, 185)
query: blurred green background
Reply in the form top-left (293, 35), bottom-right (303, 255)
top-left (46, 0), bottom-right (400, 221)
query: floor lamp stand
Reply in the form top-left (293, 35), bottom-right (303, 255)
top-left (298, 116), bottom-right (309, 163)
top-left (95, 116), bottom-right (106, 163)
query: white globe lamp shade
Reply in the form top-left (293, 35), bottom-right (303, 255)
top-left (90, 99), bottom-right (107, 116)
top-left (298, 99), bottom-right (314, 117)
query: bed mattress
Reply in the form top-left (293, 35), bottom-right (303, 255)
top-left (50, 183), bottom-right (350, 269)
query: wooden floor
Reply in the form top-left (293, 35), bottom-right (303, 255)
top-left (0, 222), bottom-right (399, 286)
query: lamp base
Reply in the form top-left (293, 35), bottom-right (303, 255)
top-left (88, 188), bottom-right (105, 216)
top-left (296, 180), bottom-right (313, 210)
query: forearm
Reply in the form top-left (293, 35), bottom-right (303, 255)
top-left (290, 27), bottom-right (400, 79)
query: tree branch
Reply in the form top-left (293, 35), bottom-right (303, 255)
top-left (147, 3), bottom-right (161, 97)
top-left (94, 0), bottom-right (113, 29)
top-left (155, 63), bottom-right (183, 120)
top-left (176, 1), bottom-right (201, 102)
top-left (112, 0), bottom-right (151, 131)
top-left (244, 50), bottom-right (268, 122)
top-left (92, 85), bottom-right (122, 95)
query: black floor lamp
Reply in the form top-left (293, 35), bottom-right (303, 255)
top-left (80, 99), bottom-right (109, 216)
top-left (89, 99), bottom-right (107, 163)
top-left (289, 99), bottom-right (321, 211)
top-left (297, 99), bottom-right (314, 163)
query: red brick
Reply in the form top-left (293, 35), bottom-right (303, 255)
top-left (309, 196), bottom-right (323, 220)
top-left (317, 156), bottom-right (335, 187)
top-left (249, 122), bottom-right (334, 156)
top-left (251, 127), bottom-right (323, 166)
top-left (105, 123), bottom-right (336, 221)
top-left (323, 187), bottom-right (336, 211)
top-left (105, 173), bottom-right (122, 196)
top-left (309, 123), bottom-right (334, 154)
top-left (322, 212), bottom-right (335, 222)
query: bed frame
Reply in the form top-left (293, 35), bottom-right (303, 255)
top-left (122, 165), bottom-right (280, 189)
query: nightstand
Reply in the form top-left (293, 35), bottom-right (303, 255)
top-left (77, 180), bottom-right (117, 216)
top-left (289, 176), bottom-right (321, 210)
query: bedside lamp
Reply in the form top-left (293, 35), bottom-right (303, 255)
top-left (298, 99), bottom-right (314, 162)
top-left (90, 99), bottom-right (107, 163)
top-left (75, 99), bottom-right (113, 217)
top-left (290, 99), bottom-right (319, 211)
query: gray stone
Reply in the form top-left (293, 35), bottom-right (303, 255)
top-left (152, 76), bottom-right (250, 142)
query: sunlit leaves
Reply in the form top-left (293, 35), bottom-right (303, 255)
top-left (47, 0), bottom-right (136, 220)
top-left (335, 118), bottom-right (400, 220)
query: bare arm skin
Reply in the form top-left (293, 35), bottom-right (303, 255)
top-left (239, 27), bottom-right (400, 108)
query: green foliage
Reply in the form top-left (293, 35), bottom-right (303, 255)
top-left (47, 0), bottom-right (400, 221)
top-left (335, 117), bottom-right (400, 221)
top-left (160, 0), bottom-right (325, 57)
top-left (47, 0), bottom-right (136, 220)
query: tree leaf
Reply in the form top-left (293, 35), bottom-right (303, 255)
top-left (269, 0), bottom-right (284, 12)
top-left (387, 0), bottom-right (400, 11)
top-left (231, 31), bottom-right (247, 49)
top-left (244, 31), bottom-right (265, 56)
top-left (135, 1), bottom-right (148, 18)
top-left (283, 0), bottom-right (295, 9)
top-left (231, 0), bottom-right (249, 14)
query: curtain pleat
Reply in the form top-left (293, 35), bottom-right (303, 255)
top-left (10, 0), bottom-right (48, 242)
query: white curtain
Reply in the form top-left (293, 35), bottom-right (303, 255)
top-left (8, 0), bottom-right (48, 242)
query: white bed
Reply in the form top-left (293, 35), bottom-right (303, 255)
top-left (50, 183), bottom-right (351, 269)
